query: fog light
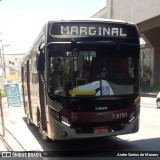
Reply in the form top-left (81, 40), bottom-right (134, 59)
top-left (131, 125), bottom-right (137, 132)
top-left (62, 131), bottom-right (68, 137)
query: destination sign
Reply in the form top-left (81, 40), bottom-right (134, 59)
top-left (50, 22), bottom-right (130, 37)
top-left (60, 26), bottom-right (127, 37)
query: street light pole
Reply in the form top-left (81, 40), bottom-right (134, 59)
top-left (2, 45), bottom-right (10, 81)
top-left (0, 33), bottom-right (2, 77)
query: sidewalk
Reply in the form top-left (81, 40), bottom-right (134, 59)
top-left (0, 97), bottom-right (43, 152)
top-left (0, 97), bottom-right (25, 152)
top-left (0, 97), bottom-right (9, 151)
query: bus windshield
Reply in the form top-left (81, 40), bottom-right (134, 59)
top-left (48, 43), bottom-right (139, 97)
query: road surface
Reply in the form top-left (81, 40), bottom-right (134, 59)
top-left (0, 97), bottom-right (160, 159)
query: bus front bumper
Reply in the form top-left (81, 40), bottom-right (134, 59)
top-left (49, 114), bottom-right (140, 140)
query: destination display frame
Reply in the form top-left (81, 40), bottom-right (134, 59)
top-left (49, 21), bottom-right (138, 38)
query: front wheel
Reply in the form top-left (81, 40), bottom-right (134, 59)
top-left (41, 130), bottom-right (51, 142)
top-left (39, 121), bottom-right (52, 142)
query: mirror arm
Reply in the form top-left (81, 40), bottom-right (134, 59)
top-left (40, 71), bottom-right (45, 83)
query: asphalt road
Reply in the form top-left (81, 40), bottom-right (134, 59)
top-left (1, 97), bottom-right (160, 159)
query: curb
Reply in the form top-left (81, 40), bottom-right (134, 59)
top-left (141, 93), bottom-right (157, 98)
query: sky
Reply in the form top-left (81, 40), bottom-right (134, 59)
top-left (0, 0), bottom-right (106, 54)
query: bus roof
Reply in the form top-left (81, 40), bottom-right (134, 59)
top-left (21, 18), bottom-right (138, 65)
top-left (47, 18), bottom-right (134, 26)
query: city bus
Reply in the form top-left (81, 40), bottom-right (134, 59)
top-left (21, 19), bottom-right (140, 141)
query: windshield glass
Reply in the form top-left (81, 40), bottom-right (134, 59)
top-left (48, 43), bottom-right (139, 97)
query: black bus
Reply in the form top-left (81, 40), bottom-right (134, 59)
top-left (21, 19), bottom-right (140, 141)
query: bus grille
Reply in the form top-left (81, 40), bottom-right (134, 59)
top-left (69, 98), bottom-right (133, 112)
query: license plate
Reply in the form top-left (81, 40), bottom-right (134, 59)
top-left (94, 127), bottom-right (108, 134)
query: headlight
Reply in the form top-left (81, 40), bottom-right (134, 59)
top-left (134, 96), bottom-right (140, 107)
top-left (50, 108), bottom-right (60, 119)
top-left (129, 111), bottom-right (135, 122)
top-left (61, 116), bottom-right (71, 127)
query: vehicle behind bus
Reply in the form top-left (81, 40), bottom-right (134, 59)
top-left (21, 19), bottom-right (140, 141)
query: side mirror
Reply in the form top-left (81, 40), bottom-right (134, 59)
top-left (38, 42), bottom-right (46, 51)
top-left (36, 42), bottom-right (45, 71)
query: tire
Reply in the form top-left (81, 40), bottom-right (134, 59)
top-left (39, 121), bottom-right (52, 142)
top-left (41, 130), bottom-right (50, 141)
top-left (157, 100), bottom-right (160, 109)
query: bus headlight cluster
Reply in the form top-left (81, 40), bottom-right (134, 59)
top-left (128, 96), bottom-right (140, 123)
top-left (50, 108), bottom-right (71, 127)
top-left (129, 111), bottom-right (135, 122)
top-left (134, 96), bottom-right (140, 108)
top-left (61, 116), bottom-right (71, 127)
top-left (51, 108), bottom-right (60, 119)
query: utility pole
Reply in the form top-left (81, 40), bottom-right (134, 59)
top-left (0, 49), bottom-right (2, 68)
top-left (2, 45), bottom-right (10, 81)
top-left (0, 33), bottom-right (2, 83)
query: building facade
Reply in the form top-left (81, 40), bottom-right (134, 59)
top-left (140, 44), bottom-right (151, 83)
top-left (91, 5), bottom-right (107, 18)
top-left (3, 53), bottom-right (25, 82)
